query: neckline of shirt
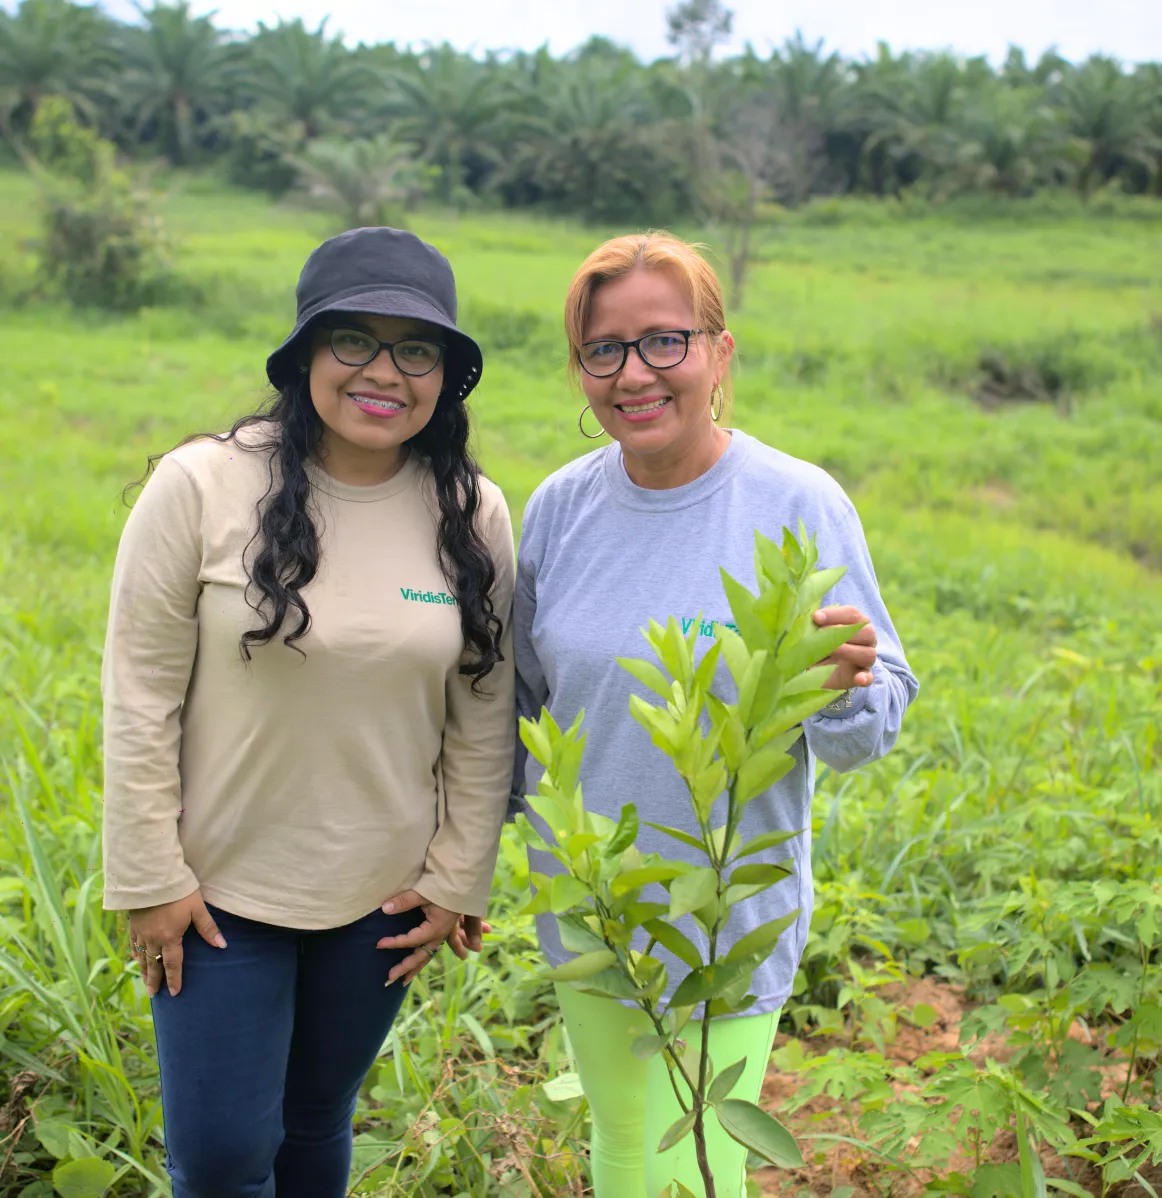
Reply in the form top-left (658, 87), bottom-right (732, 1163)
top-left (305, 450), bottom-right (421, 503)
top-left (600, 428), bottom-right (750, 511)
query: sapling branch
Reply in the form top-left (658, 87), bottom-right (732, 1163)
top-left (521, 524), bottom-right (862, 1194)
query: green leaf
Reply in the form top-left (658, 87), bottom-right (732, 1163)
top-left (34, 1121), bottom-right (72, 1161)
top-left (513, 812), bottom-right (550, 852)
top-left (730, 861), bottom-right (793, 889)
top-left (518, 714), bottom-right (553, 765)
top-left (734, 829), bottom-right (802, 859)
top-left (645, 821), bottom-right (706, 853)
top-left (541, 1071), bottom-right (585, 1102)
top-left (612, 864), bottom-right (686, 897)
top-left (776, 619), bottom-right (865, 681)
top-left (778, 663), bottom-right (837, 698)
top-left (557, 916), bottom-right (607, 955)
top-left (691, 760), bottom-right (728, 820)
top-left (754, 530), bottom-right (792, 587)
top-left (643, 919), bottom-right (704, 970)
top-left (720, 569), bottom-right (768, 651)
top-left (753, 691), bottom-right (840, 742)
top-left (671, 962), bottom-right (750, 1007)
top-left (573, 966), bottom-right (642, 1000)
top-left (753, 577), bottom-right (793, 637)
top-left (631, 1033), bottom-right (668, 1060)
top-left (735, 742), bottom-right (799, 805)
top-left (617, 656), bottom-right (673, 700)
top-left (782, 525), bottom-right (808, 574)
top-left (714, 623), bottom-right (751, 686)
top-left (736, 650), bottom-right (768, 724)
top-left (620, 900), bottom-right (669, 928)
top-left (724, 910), bottom-right (800, 964)
top-left (657, 1109), bottom-right (697, 1154)
top-left (708, 1056), bottom-right (748, 1105)
top-left (51, 1158), bottom-right (116, 1198)
top-left (1045, 1182), bottom-right (1093, 1198)
top-left (661, 616), bottom-right (692, 684)
top-left (548, 948), bottom-right (617, 981)
top-left (668, 867), bottom-right (718, 921)
top-left (550, 874), bottom-right (590, 913)
top-left (605, 803), bottom-right (639, 856)
top-left (692, 641), bottom-right (722, 692)
top-left (795, 565), bottom-right (847, 616)
top-left (716, 1098), bottom-right (803, 1167)
top-left (1016, 1106), bottom-right (1047, 1198)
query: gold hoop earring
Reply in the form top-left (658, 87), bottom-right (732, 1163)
top-left (578, 404), bottom-right (606, 440)
top-left (710, 384), bottom-right (724, 423)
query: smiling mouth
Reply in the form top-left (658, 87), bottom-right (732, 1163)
top-left (615, 397), bottom-right (670, 413)
top-left (349, 393), bottom-right (405, 412)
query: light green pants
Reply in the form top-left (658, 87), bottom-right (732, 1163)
top-left (555, 984), bottom-right (780, 1198)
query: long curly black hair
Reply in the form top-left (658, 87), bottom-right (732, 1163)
top-left (132, 358), bottom-right (503, 691)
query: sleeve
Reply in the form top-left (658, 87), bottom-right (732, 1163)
top-left (510, 540), bottom-right (549, 819)
top-left (802, 499), bottom-right (919, 773)
top-left (416, 496), bottom-right (518, 917)
top-left (101, 455), bottom-right (203, 910)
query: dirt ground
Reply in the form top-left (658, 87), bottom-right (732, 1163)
top-left (756, 978), bottom-right (1161, 1198)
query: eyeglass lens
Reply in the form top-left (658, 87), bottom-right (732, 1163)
top-left (330, 328), bottom-right (442, 376)
top-left (580, 331), bottom-right (689, 377)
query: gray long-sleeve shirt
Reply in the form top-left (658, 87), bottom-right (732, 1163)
top-left (513, 429), bottom-right (919, 1014)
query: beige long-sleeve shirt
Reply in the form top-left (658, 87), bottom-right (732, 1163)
top-left (101, 428), bottom-right (515, 927)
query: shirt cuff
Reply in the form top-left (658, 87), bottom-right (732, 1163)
top-left (814, 683), bottom-right (870, 720)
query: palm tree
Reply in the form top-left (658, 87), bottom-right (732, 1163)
top-left (290, 135), bottom-right (425, 231)
top-left (0, 0), bottom-right (115, 139)
top-left (854, 50), bottom-right (970, 194)
top-left (946, 83), bottom-right (1064, 196)
top-left (242, 18), bottom-right (373, 140)
top-left (117, 0), bottom-right (236, 165)
top-left (382, 44), bottom-right (514, 205)
top-left (1055, 56), bottom-right (1161, 197)
top-left (497, 57), bottom-right (691, 223)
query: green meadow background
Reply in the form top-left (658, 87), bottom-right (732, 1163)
top-left (1, 168), bottom-right (1161, 1196)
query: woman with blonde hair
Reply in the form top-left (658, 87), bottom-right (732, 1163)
top-left (513, 232), bottom-right (918, 1197)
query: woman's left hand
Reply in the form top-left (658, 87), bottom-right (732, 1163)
top-left (812, 605), bottom-right (878, 689)
top-left (377, 890), bottom-right (482, 985)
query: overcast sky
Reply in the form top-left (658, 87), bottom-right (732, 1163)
top-left (84, 0), bottom-right (1162, 66)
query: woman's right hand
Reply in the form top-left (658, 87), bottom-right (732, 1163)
top-left (128, 889), bottom-right (226, 998)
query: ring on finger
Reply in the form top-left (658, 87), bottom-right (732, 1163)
top-left (421, 943), bottom-right (441, 959)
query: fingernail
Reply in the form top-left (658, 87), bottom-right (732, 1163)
top-left (168, 987), bottom-right (177, 997)
top-left (382, 902), bottom-right (395, 913)
top-left (813, 610), bottom-right (825, 623)
top-left (214, 935), bottom-right (227, 949)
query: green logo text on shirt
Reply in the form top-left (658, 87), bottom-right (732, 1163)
top-left (400, 588), bottom-right (457, 605)
top-left (681, 617), bottom-right (739, 638)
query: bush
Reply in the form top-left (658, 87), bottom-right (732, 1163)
top-left (28, 98), bottom-right (172, 311)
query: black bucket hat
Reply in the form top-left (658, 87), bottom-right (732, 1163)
top-left (266, 226), bottom-right (482, 402)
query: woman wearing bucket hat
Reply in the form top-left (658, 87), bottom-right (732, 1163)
top-left (101, 227), bottom-right (515, 1198)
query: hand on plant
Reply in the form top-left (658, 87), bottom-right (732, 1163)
top-left (128, 889), bottom-right (226, 998)
top-left (812, 605), bottom-right (877, 689)
top-left (378, 889), bottom-right (464, 985)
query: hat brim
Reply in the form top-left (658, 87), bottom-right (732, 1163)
top-left (266, 285), bottom-right (483, 403)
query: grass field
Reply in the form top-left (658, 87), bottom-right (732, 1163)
top-left (1, 169), bottom-right (1160, 1197)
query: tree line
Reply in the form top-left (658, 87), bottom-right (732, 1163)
top-left (1, 0), bottom-right (1160, 230)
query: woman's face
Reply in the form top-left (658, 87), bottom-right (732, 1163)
top-left (579, 267), bottom-right (732, 464)
top-left (308, 313), bottom-right (446, 469)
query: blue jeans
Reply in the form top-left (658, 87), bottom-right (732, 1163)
top-left (150, 903), bottom-right (422, 1198)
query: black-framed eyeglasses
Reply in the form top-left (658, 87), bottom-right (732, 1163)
top-left (578, 328), bottom-right (705, 378)
top-left (327, 326), bottom-right (446, 377)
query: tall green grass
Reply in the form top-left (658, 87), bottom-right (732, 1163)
top-left (1, 170), bottom-right (1160, 1196)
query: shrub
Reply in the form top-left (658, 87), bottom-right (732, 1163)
top-left (27, 97), bottom-right (172, 311)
